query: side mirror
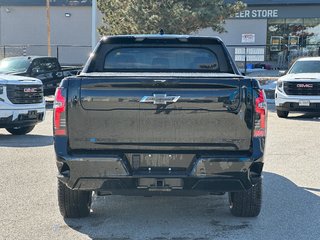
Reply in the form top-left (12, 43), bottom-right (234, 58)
top-left (279, 70), bottom-right (286, 76)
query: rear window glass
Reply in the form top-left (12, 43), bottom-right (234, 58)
top-left (31, 58), bottom-right (60, 73)
top-left (103, 48), bottom-right (220, 72)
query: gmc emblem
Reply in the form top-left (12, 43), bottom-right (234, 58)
top-left (297, 84), bottom-right (313, 88)
top-left (24, 88), bottom-right (37, 93)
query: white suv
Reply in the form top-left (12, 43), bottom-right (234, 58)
top-left (275, 57), bottom-right (320, 118)
top-left (0, 75), bottom-right (45, 135)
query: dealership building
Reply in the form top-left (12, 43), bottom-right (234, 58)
top-left (0, 0), bottom-right (94, 64)
top-left (203, 0), bottom-right (320, 66)
top-left (0, 0), bottom-right (319, 66)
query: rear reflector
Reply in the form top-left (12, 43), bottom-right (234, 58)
top-left (53, 87), bottom-right (67, 136)
top-left (254, 89), bottom-right (267, 137)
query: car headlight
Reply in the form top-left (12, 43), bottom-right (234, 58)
top-left (276, 80), bottom-right (283, 92)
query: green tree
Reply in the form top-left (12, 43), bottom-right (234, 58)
top-left (97, 0), bottom-right (246, 35)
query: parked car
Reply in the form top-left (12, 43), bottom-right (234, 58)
top-left (54, 34), bottom-right (267, 218)
top-left (275, 57), bottom-right (320, 118)
top-left (0, 56), bottom-right (81, 95)
top-left (0, 74), bottom-right (45, 135)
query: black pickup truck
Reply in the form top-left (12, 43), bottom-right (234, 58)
top-left (0, 56), bottom-right (81, 95)
top-left (53, 35), bottom-right (267, 218)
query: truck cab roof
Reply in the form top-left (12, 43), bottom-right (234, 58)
top-left (101, 34), bottom-right (223, 44)
top-left (2, 56), bottom-right (56, 61)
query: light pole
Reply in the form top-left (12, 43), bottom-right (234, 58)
top-left (46, 0), bottom-right (51, 56)
top-left (92, 0), bottom-right (97, 51)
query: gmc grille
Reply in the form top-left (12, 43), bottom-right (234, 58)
top-left (7, 85), bottom-right (43, 104)
top-left (284, 82), bottom-right (320, 96)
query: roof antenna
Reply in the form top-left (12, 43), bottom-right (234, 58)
top-left (159, 29), bottom-right (164, 35)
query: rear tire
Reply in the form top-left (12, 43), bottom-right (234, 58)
top-left (6, 125), bottom-right (35, 135)
top-left (277, 109), bottom-right (289, 118)
top-left (57, 180), bottom-right (92, 218)
top-left (228, 180), bottom-right (262, 217)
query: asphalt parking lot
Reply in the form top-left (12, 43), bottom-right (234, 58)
top-left (0, 105), bottom-right (320, 240)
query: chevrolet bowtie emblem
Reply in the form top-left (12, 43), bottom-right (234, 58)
top-left (140, 94), bottom-right (180, 105)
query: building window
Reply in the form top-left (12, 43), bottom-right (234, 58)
top-left (267, 18), bottom-right (320, 62)
top-left (304, 18), bottom-right (320, 47)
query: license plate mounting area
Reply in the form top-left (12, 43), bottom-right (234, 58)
top-left (299, 100), bottom-right (310, 106)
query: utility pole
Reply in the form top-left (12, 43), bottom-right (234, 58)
top-left (92, 0), bottom-right (97, 51)
top-left (46, 0), bottom-right (51, 56)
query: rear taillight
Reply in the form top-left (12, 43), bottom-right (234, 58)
top-left (254, 89), bottom-right (267, 137)
top-left (53, 87), bottom-right (66, 136)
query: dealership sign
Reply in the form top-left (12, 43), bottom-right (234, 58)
top-left (241, 33), bottom-right (255, 43)
top-left (235, 9), bottom-right (279, 19)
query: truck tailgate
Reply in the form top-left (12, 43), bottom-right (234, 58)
top-left (68, 75), bottom-right (252, 151)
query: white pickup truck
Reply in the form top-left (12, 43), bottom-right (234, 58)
top-left (275, 57), bottom-right (320, 118)
top-left (0, 75), bottom-right (45, 135)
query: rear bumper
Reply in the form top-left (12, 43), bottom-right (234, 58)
top-left (55, 138), bottom-right (264, 195)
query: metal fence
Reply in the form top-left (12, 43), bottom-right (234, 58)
top-left (0, 44), bottom-right (92, 66)
top-left (0, 43), bottom-right (319, 69)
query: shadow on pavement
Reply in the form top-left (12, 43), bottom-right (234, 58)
top-left (267, 104), bottom-right (320, 121)
top-left (0, 134), bottom-right (53, 147)
top-left (285, 112), bottom-right (320, 122)
top-left (267, 104), bottom-right (320, 122)
top-left (63, 172), bottom-right (320, 240)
